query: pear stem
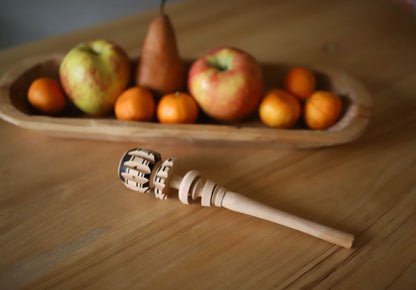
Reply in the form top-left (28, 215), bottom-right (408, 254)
top-left (160, 0), bottom-right (167, 16)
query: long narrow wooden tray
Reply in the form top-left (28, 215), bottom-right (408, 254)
top-left (0, 54), bottom-right (372, 148)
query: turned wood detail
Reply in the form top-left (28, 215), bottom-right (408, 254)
top-left (176, 170), bottom-right (228, 207)
top-left (118, 148), bottom-right (355, 249)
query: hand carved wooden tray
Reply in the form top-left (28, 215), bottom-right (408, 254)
top-left (0, 54), bottom-right (372, 148)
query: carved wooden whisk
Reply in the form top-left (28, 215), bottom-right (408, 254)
top-left (118, 148), bottom-right (354, 248)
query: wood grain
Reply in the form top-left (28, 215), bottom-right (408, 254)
top-left (0, 0), bottom-right (416, 289)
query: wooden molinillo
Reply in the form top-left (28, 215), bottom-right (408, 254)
top-left (118, 148), bottom-right (355, 249)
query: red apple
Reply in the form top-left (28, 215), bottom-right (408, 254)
top-left (188, 47), bottom-right (264, 122)
top-left (59, 40), bottom-right (131, 115)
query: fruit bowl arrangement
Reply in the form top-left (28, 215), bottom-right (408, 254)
top-left (0, 1), bottom-right (372, 148)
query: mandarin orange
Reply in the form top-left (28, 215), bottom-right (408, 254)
top-left (259, 89), bottom-right (301, 128)
top-left (114, 86), bottom-right (155, 121)
top-left (157, 92), bottom-right (198, 124)
top-left (284, 67), bottom-right (316, 100)
top-left (27, 78), bottom-right (66, 115)
top-left (304, 90), bottom-right (342, 129)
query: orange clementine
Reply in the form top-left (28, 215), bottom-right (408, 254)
top-left (304, 90), bottom-right (342, 130)
top-left (258, 89), bottom-right (301, 128)
top-left (157, 92), bottom-right (198, 124)
top-left (114, 86), bottom-right (155, 121)
top-left (284, 67), bottom-right (316, 100)
top-left (27, 77), bottom-right (66, 115)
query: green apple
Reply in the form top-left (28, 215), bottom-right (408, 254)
top-left (59, 40), bottom-right (131, 115)
top-left (188, 47), bottom-right (264, 122)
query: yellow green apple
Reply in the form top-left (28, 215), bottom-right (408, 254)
top-left (59, 40), bottom-right (131, 115)
top-left (188, 47), bottom-right (264, 122)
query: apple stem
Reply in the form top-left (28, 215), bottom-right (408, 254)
top-left (160, 0), bottom-right (167, 16)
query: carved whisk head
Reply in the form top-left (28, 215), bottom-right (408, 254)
top-left (118, 148), bottom-right (176, 200)
top-left (118, 148), bottom-right (227, 206)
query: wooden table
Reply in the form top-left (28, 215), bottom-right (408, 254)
top-left (1, 0), bottom-right (415, 288)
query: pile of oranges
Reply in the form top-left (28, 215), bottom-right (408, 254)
top-left (27, 67), bottom-right (342, 128)
top-left (114, 88), bottom-right (198, 124)
top-left (259, 67), bottom-right (342, 130)
top-left (27, 78), bottom-right (199, 124)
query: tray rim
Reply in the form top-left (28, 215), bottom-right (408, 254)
top-left (0, 54), bottom-right (373, 148)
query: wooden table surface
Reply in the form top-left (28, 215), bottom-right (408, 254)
top-left (1, 0), bottom-right (416, 289)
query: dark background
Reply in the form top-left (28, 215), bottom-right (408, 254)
top-left (0, 0), bottom-right (183, 50)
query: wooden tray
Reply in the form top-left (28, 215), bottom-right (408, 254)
top-left (0, 54), bottom-right (372, 148)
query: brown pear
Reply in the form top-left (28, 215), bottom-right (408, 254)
top-left (135, 0), bottom-right (185, 97)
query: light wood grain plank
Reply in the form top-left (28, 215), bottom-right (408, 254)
top-left (1, 0), bottom-right (416, 289)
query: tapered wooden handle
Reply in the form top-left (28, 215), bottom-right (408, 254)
top-left (173, 171), bottom-right (354, 248)
top-left (221, 191), bottom-right (354, 249)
